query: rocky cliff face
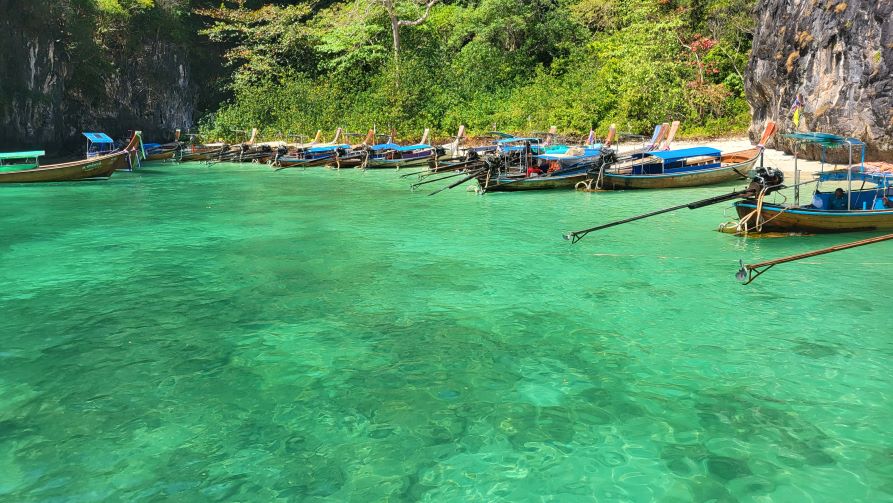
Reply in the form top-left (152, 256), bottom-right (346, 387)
top-left (0, 0), bottom-right (197, 153)
top-left (746, 0), bottom-right (892, 160)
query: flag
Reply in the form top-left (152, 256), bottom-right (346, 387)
top-left (790, 94), bottom-right (802, 127)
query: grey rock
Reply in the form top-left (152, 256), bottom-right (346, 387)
top-left (0, 0), bottom-right (196, 153)
top-left (746, 0), bottom-right (893, 161)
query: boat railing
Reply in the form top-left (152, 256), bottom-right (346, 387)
top-left (784, 132), bottom-right (866, 210)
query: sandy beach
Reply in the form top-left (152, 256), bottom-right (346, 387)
top-left (633, 137), bottom-right (831, 177)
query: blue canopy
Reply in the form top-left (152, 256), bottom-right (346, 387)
top-left (394, 144), bottom-right (432, 152)
top-left (819, 168), bottom-right (893, 186)
top-left (307, 144), bottom-right (349, 153)
top-left (369, 143), bottom-right (400, 152)
top-left (82, 132), bottom-right (114, 144)
top-left (783, 132), bottom-right (864, 148)
top-left (649, 147), bottom-right (721, 162)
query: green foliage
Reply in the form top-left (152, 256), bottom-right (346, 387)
top-left (200, 0), bottom-right (757, 140)
top-left (94, 0), bottom-right (155, 15)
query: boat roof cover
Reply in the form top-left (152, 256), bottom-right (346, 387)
top-left (496, 137), bottom-right (541, 144)
top-left (369, 143), bottom-right (400, 151)
top-left (819, 167), bottom-right (893, 186)
top-left (0, 150), bottom-right (45, 160)
top-left (394, 144), bottom-right (432, 152)
top-left (536, 145), bottom-right (604, 161)
top-left (307, 144), bottom-right (349, 153)
top-left (648, 147), bottom-right (721, 162)
top-left (783, 132), bottom-right (865, 147)
top-left (82, 132), bottom-right (114, 144)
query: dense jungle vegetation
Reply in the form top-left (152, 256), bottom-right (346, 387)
top-left (92, 0), bottom-right (758, 139)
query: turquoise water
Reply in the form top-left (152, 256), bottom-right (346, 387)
top-left (0, 163), bottom-right (891, 502)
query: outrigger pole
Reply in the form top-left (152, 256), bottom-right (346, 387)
top-left (428, 168), bottom-right (487, 196)
top-left (736, 233), bottom-right (893, 285)
top-left (562, 189), bottom-right (753, 243)
top-left (564, 166), bottom-right (786, 243)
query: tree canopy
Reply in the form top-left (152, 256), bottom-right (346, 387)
top-left (84, 0), bottom-right (760, 140)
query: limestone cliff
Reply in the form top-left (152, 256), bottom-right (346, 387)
top-left (0, 0), bottom-right (197, 152)
top-left (746, 0), bottom-right (892, 160)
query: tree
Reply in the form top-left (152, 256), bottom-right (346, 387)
top-left (378, 0), bottom-right (439, 63)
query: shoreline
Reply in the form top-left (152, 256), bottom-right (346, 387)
top-left (623, 137), bottom-right (835, 177)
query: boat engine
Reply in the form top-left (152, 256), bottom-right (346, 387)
top-left (746, 166), bottom-right (784, 194)
top-left (585, 148), bottom-right (617, 176)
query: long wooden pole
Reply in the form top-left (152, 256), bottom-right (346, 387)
top-left (738, 233), bottom-right (893, 284)
top-left (564, 188), bottom-right (754, 243)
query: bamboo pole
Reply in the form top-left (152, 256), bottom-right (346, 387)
top-left (737, 233), bottom-right (893, 284)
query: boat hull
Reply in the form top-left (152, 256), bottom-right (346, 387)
top-left (145, 151), bottom-right (176, 161)
top-left (603, 150), bottom-right (757, 190)
top-left (478, 171), bottom-right (589, 192)
top-left (734, 202), bottom-right (893, 233)
top-left (0, 133), bottom-right (139, 183)
top-left (274, 156), bottom-right (336, 168)
top-left (365, 157), bottom-right (433, 169)
top-left (180, 146), bottom-right (228, 162)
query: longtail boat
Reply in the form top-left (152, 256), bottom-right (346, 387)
top-left (472, 127), bottom-right (620, 192)
top-left (332, 130), bottom-right (378, 168)
top-left (472, 122), bottom-right (675, 193)
top-left (534, 125), bottom-right (618, 172)
top-left (596, 122), bottom-right (776, 190)
top-left (364, 128), bottom-right (446, 169)
top-left (273, 128), bottom-right (349, 168)
top-left (724, 132), bottom-right (893, 234)
top-left (0, 132), bottom-right (141, 183)
top-left (144, 129), bottom-right (182, 161)
top-left (216, 128), bottom-right (276, 163)
top-left (180, 144), bottom-right (228, 162)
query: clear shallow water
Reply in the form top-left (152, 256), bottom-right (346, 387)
top-left (0, 163), bottom-right (891, 502)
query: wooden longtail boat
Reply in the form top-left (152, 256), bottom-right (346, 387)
top-left (330, 130), bottom-right (377, 168)
top-left (145, 148), bottom-right (176, 161)
top-left (144, 129), bottom-right (182, 161)
top-left (364, 129), bottom-right (449, 169)
top-left (732, 199), bottom-right (893, 233)
top-left (273, 129), bottom-right (349, 168)
top-left (724, 133), bottom-right (893, 235)
top-left (275, 145), bottom-right (350, 168)
top-left (0, 132), bottom-right (141, 183)
top-left (180, 144), bottom-right (229, 162)
top-left (534, 125), bottom-right (618, 172)
top-left (475, 146), bottom-right (617, 193)
top-left (219, 128), bottom-right (275, 163)
top-left (472, 122), bottom-right (675, 193)
top-left (725, 132), bottom-right (893, 234)
top-left (599, 122), bottom-right (776, 190)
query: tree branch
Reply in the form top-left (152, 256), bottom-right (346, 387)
top-left (397, 0), bottom-right (439, 27)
